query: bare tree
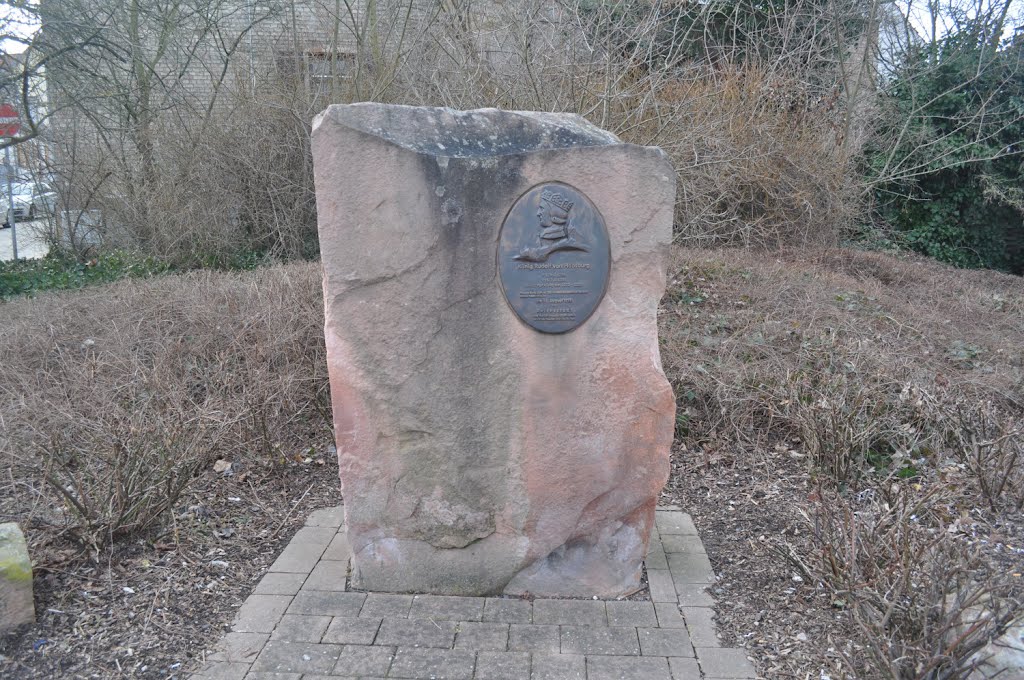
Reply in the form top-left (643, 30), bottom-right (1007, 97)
top-left (34, 0), bottom-right (285, 256)
top-left (869, 0), bottom-right (1023, 188)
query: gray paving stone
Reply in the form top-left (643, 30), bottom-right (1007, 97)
top-left (253, 573), bottom-right (307, 596)
top-left (646, 570), bottom-right (677, 603)
top-left (483, 597), bottom-right (532, 623)
top-left (321, 616), bottom-right (382, 645)
top-left (305, 506), bottom-right (345, 528)
top-left (637, 627), bottom-right (693, 657)
top-left (661, 534), bottom-right (707, 554)
top-left (359, 593), bottom-right (413, 618)
top-left (681, 607), bottom-right (720, 647)
top-left (474, 651), bottom-right (530, 680)
top-left (508, 624), bottom-right (560, 653)
top-left (586, 654), bottom-right (672, 680)
top-left (605, 601), bottom-right (657, 627)
top-left (656, 504), bottom-right (681, 512)
top-left (287, 590), bottom-right (365, 617)
top-left (332, 644), bottom-right (395, 676)
top-left (531, 653), bottom-right (585, 680)
top-left (195, 661), bottom-right (251, 679)
top-left (560, 626), bottom-right (640, 656)
top-left (249, 640), bottom-right (341, 674)
top-left (668, 657), bottom-right (702, 679)
top-left (388, 647), bottom-right (475, 679)
top-left (210, 632), bottom-right (269, 663)
top-left (667, 552), bottom-right (716, 584)
top-left (268, 527), bottom-right (335, 573)
top-left (453, 621), bottom-right (508, 651)
top-left (675, 583), bottom-right (715, 607)
top-left (321, 532), bottom-right (352, 562)
top-left (375, 617), bottom-right (457, 648)
top-left (533, 599), bottom-right (606, 625)
top-left (301, 560), bottom-right (348, 591)
top-left (653, 603), bottom-right (687, 629)
top-left (205, 507), bottom-right (730, 680)
top-left (696, 647), bottom-right (758, 678)
top-left (644, 544), bottom-right (669, 570)
top-left (233, 595), bottom-right (292, 633)
top-left (654, 511), bottom-right (698, 536)
top-left (409, 594), bottom-right (485, 621)
top-left (270, 614), bottom-right (331, 642)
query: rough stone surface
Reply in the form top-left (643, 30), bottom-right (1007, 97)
top-left (696, 647), bottom-right (758, 678)
top-left (312, 103), bottom-right (676, 598)
top-left (968, 619), bottom-right (1024, 678)
top-left (0, 522), bottom-right (34, 631)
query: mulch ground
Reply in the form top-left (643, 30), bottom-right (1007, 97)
top-left (664, 442), bottom-right (856, 679)
top-left (2, 440), bottom-right (843, 680)
top-left (0, 451), bottom-right (340, 679)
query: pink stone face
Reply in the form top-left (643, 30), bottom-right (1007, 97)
top-left (312, 104), bottom-right (676, 597)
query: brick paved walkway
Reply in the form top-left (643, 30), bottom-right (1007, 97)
top-left (192, 506), bottom-right (757, 680)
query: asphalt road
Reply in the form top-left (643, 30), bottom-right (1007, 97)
top-left (0, 218), bottom-right (50, 261)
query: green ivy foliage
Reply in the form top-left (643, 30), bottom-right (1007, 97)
top-left (0, 249), bottom-right (171, 300)
top-left (870, 22), bottom-right (1024, 273)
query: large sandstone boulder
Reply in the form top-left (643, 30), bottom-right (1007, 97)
top-left (312, 104), bottom-right (675, 597)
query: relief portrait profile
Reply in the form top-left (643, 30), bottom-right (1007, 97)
top-left (513, 188), bottom-right (591, 263)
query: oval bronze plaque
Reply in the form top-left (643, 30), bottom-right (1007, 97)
top-left (498, 182), bottom-right (611, 334)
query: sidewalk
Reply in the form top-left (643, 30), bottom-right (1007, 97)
top-left (0, 219), bottom-right (49, 261)
top-left (192, 506), bottom-right (758, 680)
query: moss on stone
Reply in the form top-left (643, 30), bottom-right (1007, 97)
top-left (0, 523), bottom-right (32, 583)
top-left (0, 558), bottom-right (33, 582)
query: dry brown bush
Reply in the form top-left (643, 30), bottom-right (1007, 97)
top-left (807, 482), bottom-right (1021, 679)
top-left (660, 246), bottom-right (1024, 677)
top-left (40, 0), bottom-right (868, 264)
top-left (659, 65), bottom-right (861, 249)
top-left (375, 2), bottom-right (865, 249)
top-left (0, 262), bottom-right (329, 549)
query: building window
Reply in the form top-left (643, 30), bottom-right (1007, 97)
top-left (305, 50), bottom-right (356, 95)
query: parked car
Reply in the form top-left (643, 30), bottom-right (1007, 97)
top-left (0, 182), bottom-right (56, 226)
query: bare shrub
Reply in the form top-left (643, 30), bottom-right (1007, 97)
top-left (778, 370), bottom-right (921, 485)
top-left (660, 247), bottom-right (1024, 678)
top-left (34, 370), bottom-right (232, 551)
top-left (806, 483), bottom-right (1021, 679)
top-left (0, 263), bottom-right (329, 547)
top-left (660, 64), bottom-right (862, 249)
top-left (139, 89), bottom-right (321, 266)
top-left (34, 0), bottom-right (872, 264)
top-left (943, 402), bottom-right (1024, 513)
top-left (390, 2), bottom-right (865, 248)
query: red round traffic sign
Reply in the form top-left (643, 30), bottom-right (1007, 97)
top-left (0, 104), bottom-right (21, 137)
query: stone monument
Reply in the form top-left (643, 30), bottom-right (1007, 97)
top-left (312, 104), bottom-right (676, 597)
